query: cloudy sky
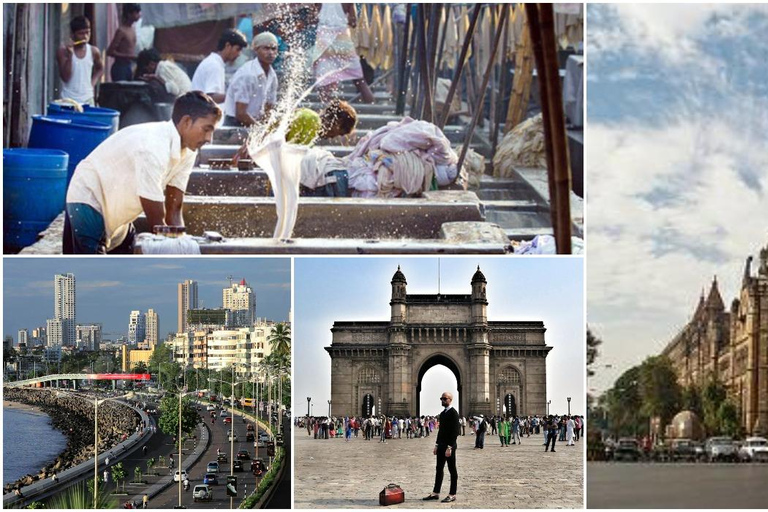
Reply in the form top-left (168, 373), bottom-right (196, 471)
top-left (294, 257), bottom-right (584, 417)
top-left (3, 258), bottom-right (291, 341)
top-left (587, 5), bottom-right (768, 394)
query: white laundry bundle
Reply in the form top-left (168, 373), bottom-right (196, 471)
top-left (141, 234), bottom-right (201, 254)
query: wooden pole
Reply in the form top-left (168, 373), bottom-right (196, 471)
top-left (455, 3), bottom-right (510, 178)
top-left (417, 4), bottom-right (434, 122)
top-left (505, 9), bottom-right (535, 132)
top-left (395, 4), bottom-right (412, 116)
top-left (492, 6), bottom-right (511, 156)
top-left (526, 4), bottom-right (572, 254)
top-left (436, 4), bottom-right (451, 76)
top-left (437, 4), bottom-right (483, 129)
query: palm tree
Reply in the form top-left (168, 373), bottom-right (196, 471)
top-left (267, 323), bottom-right (291, 357)
top-left (48, 480), bottom-right (118, 509)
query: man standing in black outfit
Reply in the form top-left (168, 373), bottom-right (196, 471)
top-left (423, 392), bottom-right (460, 503)
top-left (545, 415), bottom-right (558, 452)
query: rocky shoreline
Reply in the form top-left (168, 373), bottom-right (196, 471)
top-left (3, 388), bottom-right (140, 494)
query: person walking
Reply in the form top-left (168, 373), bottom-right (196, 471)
top-left (475, 416), bottom-right (487, 449)
top-left (512, 416), bottom-right (521, 445)
top-left (423, 392), bottom-right (460, 503)
top-left (566, 416), bottom-right (575, 446)
top-left (142, 493), bottom-right (149, 509)
top-left (545, 416), bottom-right (558, 452)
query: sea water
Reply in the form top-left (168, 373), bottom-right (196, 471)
top-left (3, 406), bottom-right (67, 485)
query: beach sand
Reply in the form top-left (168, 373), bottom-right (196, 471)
top-left (3, 400), bottom-right (47, 415)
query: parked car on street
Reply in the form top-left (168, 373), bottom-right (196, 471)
top-left (670, 439), bottom-right (698, 462)
top-left (193, 484), bottom-right (213, 502)
top-left (705, 437), bottom-right (738, 462)
top-left (613, 438), bottom-right (641, 462)
top-left (738, 437), bottom-right (768, 462)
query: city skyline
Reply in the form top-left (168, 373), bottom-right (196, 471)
top-left (3, 258), bottom-right (291, 342)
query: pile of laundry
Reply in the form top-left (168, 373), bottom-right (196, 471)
top-left (343, 117), bottom-right (460, 197)
top-left (493, 113), bottom-right (547, 176)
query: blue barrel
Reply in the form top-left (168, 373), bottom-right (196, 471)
top-left (28, 115), bottom-right (111, 187)
top-left (3, 148), bottom-right (69, 253)
top-left (47, 103), bottom-right (120, 134)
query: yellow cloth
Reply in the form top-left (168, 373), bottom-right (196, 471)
top-left (285, 108), bottom-right (321, 146)
top-left (379, 5), bottom-right (394, 70)
top-left (368, 4), bottom-right (383, 68)
top-left (356, 5), bottom-right (371, 60)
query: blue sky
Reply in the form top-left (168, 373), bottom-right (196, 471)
top-left (3, 258), bottom-right (291, 341)
top-left (587, 5), bottom-right (768, 394)
top-left (294, 257), bottom-right (584, 417)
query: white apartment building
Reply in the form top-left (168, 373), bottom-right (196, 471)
top-left (178, 280), bottom-right (199, 333)
top-left (17, 329), bottom-right (28, 346)
top-left (145, 309), bottom-right (159, 347)
top-left (53, 273), bottom-right (76, 346)
top-left (223, 279), bottom-right (256, 328)
top-left (76, 324), bottom-right (102, 351)
top-left (46, 318), bottom-right (63, 347)
top-left (128, 310), bottom-right (146, 344)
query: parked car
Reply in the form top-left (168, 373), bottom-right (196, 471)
top-left (738, 437), bottom-right (768, 462)
top-left (670, 439), bottom-right (698, 462)
top-left (193, 484), bottom-right (213, 502)
top-left (206, 461), bottom-right (219, 473)
top-left (233, 460), bottom-right (243, 472)
top-left (612, 438), bottom-right (640, 462)
top-left (172, 470), bottom-right (189, 482)
top-left (237, 449), bottom-right (251, 460)
top-left (203, 473), bottom-right (219, 485)
top-left (705, 437), bottom-right (738, 462)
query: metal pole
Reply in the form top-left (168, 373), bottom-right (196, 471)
top-left (438, 4), bottom-right (483, 129)
top-left (94, 398), bottom-right (98, 509)
top-left (395, 3), bottom-right (412, 116)
top-left (178, 388), bottom-right (182, 508)
top-left (455, 4), bottom-right (510, 179)
top-left (230, 366), bottom-right (234, 509)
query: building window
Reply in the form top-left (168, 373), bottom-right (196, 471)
top-left (358, 367), bottom-right (380, 383)
top-left (498, 367), bottom-right (521, 384)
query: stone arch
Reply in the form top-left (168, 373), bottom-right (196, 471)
top-left (356, 364), bottom-right (383, 418)
top-left (415, 352), bottom-right (464, 416)
top-left (497, 364), bottom-right (524, 417)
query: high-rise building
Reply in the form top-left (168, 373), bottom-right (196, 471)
top-left (178, 280), bottom-right (198, 333)
top-left (223, 279), bottom-right (256, 327)
top-left (53, 273), bottom-right (76, 346)
top-left (31, 327), bottom-right (46, 345)
top-left (128, 310), bottom-right (146, 344)
top-left (17, 329), bottom-right (28, 346)
top-left (145, 309), bottom-right (159, 347)
top-left (77, 324), bottom-right (102, 351)
top-left (46, 318), bottom-right (63, 347)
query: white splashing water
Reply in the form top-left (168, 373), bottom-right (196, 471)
top-left (245, 5), bottom-right (356, 239)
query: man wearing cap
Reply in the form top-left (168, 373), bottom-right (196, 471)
top-left (223, 31), bottom-right (279, 127)
top-left (423, 392), bottom-right (460, 503)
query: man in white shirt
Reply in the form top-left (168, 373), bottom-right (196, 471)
top-left (223, 31), bottom-right (279, 127)
top-left (63, 91), bottom-right (221, 254)
top-left (191, 29), bottom-right (247, 103)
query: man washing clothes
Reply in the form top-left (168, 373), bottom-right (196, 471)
top-left (64, 91), bottom-right (221, 254)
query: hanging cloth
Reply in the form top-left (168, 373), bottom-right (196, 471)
top-left (368, 4), bottom-right (383, 68)
top-left (356, 4), bottom-right (371, 60)
top-left (379, 5), bottom-right (394, 70)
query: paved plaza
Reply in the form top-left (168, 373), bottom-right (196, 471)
top-left (294, 430), bottom-right (584, 509)
top-left (588, 462), bottom-right (768, 509)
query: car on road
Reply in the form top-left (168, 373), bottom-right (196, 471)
top-left (613, 438), bottom-right (641, 462)
top-left (705, 437), bottom-right (738, 462)
top-left (203, 473), bottom-right (219, 485)
top-left (217, 453), bottom-right (228, 463)
top-left (219, 410), bottom-right (228, 417)
top-left (228, 432), bottom-right (238, 442)
top-left (246, 423), bottom-right (255, 432)
top-left (275, 433), bottom-right (284, 446)
top-left (246, 432), bottom-right (255, 442)
top-left (237, 449), bottom-right (250, 460)
top-left (233, 460), bottom-right (243, 472)
top-left (251, 458), bottom-right (266, 476)
top-left (193, 484), bottom-right (213, 502)
top-left (738, 437), bottom-right (768, 462)
top-left (224, 416), bottom-right (232, 424)
top-left (172, 470), bottom-right (189, 482)
top-left (206, 405), bottom-right (216, 411)
top-left (206, 461), bottom-right (219, 473)
top-left (670, 439), bottom-right (698, 462)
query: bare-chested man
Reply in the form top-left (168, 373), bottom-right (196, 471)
top-left (107, 3), bottom-right (141, 81)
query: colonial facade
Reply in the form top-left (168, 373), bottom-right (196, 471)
top-left (326, 267), bottom-right (551, 418)
top-left (662, 243), bottom-right (768, 435)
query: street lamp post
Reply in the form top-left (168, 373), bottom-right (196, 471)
top-left (328, 400), bottom-right (332, 417)
top-left (567, 397), bottom-right (571, 416)
top-left (307, 397), bottom-right (311, 418)
top-left (547, 400), bottom-right (551, 416)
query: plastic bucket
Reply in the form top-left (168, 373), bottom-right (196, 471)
top-left (47, 103), bottom-right (120, 134)
top-left (3, 148), bottom-right (69, 253)
top-left (28, 115), bottom-right (111, 186)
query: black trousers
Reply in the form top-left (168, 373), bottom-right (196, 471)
top-left (546, 430), bottom-right (557, 451)
top-left (433, 444), bottom-right (458, 495)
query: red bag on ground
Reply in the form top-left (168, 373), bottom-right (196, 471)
top-left (379, 483), bottom-right (405, 506)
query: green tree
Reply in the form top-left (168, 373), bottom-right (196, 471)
top-left (111, 462), bottom-right (126, 494)
top-left (702, 374), bottom-right (728, 435)
top-left (605, 365), bottom-right (644, 437)
top-left (50, 480), bottom-right (118, 509)
top-left (681, 384), bottom-right (703, 418)
top-left (158, 394), bottom-right (199, 440)
top-left (586, 328), bottom-right (601, 377)
top-left (134, 466), bottom-right (143, 484)
top-left (639, 355), bottom-right (681, 430)
top-left (268, 323), bottom-right (291, 357)
top-left (132, 361), bottom-right (149, 373)
top-left (717, 401), bottom-right (741, 438)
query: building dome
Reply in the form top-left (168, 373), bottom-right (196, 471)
top-left (471, 266), bottom-right (486, 283)
top-left (391, 265), bottom-right (407, 284)
top-left (667, 410), bottom-right (704, 440)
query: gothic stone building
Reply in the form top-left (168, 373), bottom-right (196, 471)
top-left (662, 243), bottom-right (768, 435)
top-left (325, 266), bottom-right (551, 418)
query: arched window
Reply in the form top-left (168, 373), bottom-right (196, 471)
top-left (358, 366), bottom-right (380, 383)
top-left (498, 366), bottom-right (521, 384)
